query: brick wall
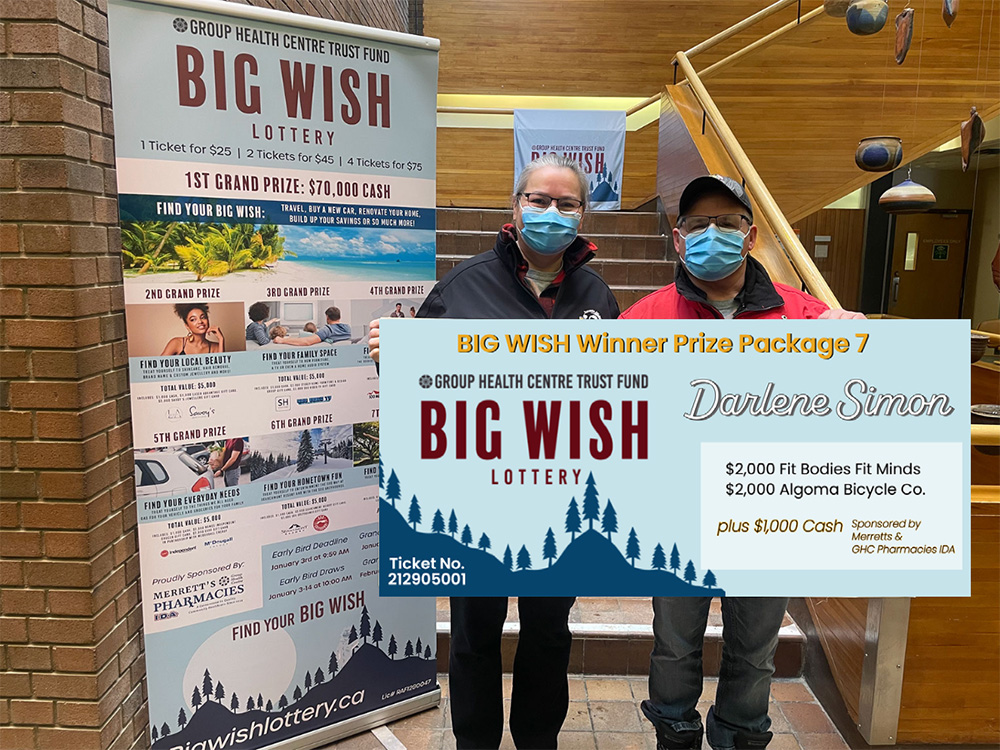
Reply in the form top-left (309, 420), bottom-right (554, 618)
top-left (1, 1), bottom-right (408, 749)
top-left (0, 0), bottom-right (146, 747)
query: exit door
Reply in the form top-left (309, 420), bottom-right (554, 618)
top-left (888, 211), bottom-right (970, 318)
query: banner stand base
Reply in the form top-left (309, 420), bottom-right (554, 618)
top-left (271, 688), bottom-right (442, 750)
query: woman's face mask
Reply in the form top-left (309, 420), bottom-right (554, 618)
top-left (518, 205), bottom-right (581, 255)
top-left (680, 225), bottom-right (749, 281)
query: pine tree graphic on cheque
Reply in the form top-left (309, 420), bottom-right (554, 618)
top-left (376, 465), bottom-right (723, 599)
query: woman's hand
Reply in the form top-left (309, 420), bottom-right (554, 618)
top-left (368, 319), bottom-right (381, 363)
top-left (207, 326), bottom-right (224, 350)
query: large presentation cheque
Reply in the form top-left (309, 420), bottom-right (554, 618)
top-left (378, 319), bottom-right (970, 597)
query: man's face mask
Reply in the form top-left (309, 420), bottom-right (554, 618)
top-left (681, 225), bottom-right (748, 281)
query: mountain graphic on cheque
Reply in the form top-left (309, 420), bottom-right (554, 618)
top-left (380, 468), bottom-right (722, 597)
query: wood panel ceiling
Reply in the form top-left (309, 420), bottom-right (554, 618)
top-left (426, 1), bottom-right (998, 222)
top-left (425, 1), bottom-right (796, 96)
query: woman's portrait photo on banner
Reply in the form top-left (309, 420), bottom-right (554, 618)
top-left (125, 301), bottom-right (248, 358)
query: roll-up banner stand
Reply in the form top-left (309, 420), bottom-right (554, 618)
top-left (106, 1), bottom-right (440, 747)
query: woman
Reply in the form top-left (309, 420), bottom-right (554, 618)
top-left (161, 303), bottom-right (224, 355)
top-left (370, 154), bottom-right (619, 749)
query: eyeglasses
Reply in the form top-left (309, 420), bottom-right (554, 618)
top-left (677, 214), bottom-right (751, 236)
top-left (519, 192), bottom-right (584, 213)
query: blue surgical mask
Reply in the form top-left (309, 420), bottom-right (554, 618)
top-left (519, 205), bottom-right (581, 255)
top-left (681, 225), bottom-right (748, 281)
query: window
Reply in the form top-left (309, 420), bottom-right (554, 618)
top-left (137, 459), bottom-right (168, 486)
top-left (904, 233), bottom-right (918, 271)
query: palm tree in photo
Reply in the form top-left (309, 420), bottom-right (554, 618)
top-left (250, 225), bottom-right (293, 268)
top-left (121, 221), bottom-right (181, 273)
top-left (175, 240), bottom-right (227, 280)
top-left (206, 225), bottom-right (255, 273)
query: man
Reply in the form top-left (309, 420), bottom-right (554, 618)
top-left (389, 302), bottom-right (406, 318)
top-left (275, 306), bottom-right (351, 346)
top-left (370, 154), bottom-right (619, 749)
top-left (619, 175), bottom-right (863, 750)
top-left (216, 436), bottom-right (244, 487)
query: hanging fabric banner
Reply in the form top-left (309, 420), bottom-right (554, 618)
top-left (106, 0), bottom-right (440, 747)
top-left (514, 109), bottom-right (626, 210)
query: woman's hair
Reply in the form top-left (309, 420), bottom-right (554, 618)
top-left (269, 325), bottom-right (288, 340)
top-left (174, 303), bottom-right (208, 320)
top-left (512, 153), bottom-right (589, 211)
top-left (248, 301), bottom-right (269, 322)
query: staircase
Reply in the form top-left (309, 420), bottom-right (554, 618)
top-left (437, 208), bottom-right (677, 311)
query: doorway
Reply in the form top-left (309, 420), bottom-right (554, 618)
top-left (887, 210), bottom-right (971, 318)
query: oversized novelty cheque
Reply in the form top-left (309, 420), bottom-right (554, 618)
top-left (379, 319), bottom-right (970, 598)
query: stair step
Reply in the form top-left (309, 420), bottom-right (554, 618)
top-left (438, 207), bottom-right (663, 235)
top-left (434, 256), bottom-right (675, 289)
top-left (436, 233), bottom-right (674, 261)
top-left (433, 619), bottom-right (805, 677)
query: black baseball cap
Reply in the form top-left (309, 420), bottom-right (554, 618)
top-left (678, 175), bottom-right (753, 221)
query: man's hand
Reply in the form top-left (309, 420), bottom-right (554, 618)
top-left (819, 309), bottom-right (866, 320)
top-left (368, 319), bottom-right (381, 363)
top-left (991, 241), bottom-right (999, 291)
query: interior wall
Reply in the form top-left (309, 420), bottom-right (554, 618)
top-left (792, 209), bottom-right (867, 310)
top-left (964, 167), bottom-right (1000, 326)
top-left (889, 165), bottom-right (999, 323)
top-left (425, 1), bottom-right (790, 96)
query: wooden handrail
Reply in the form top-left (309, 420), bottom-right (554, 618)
top-left (684, 0), bottom-right (801, 58)
top-left (972, 425), bottom-right (1000, 446)
top-left (972, 485), bottom-right (1000, 502)
top-left (973, 328), bottom-right (1000, 347)
top-left (437, 94), bottom-right (661, 118)
top-left (438, 107), bottom-right (515, 115)
top-left (698, 6), bottom-right (825, 79)
top-left (625, 94), bottom-right (661, 116)
top-left (673, 51), bottom-right (838, 306)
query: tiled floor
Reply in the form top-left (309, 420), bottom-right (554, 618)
top-left (321, 674), bottom-right (848, 750)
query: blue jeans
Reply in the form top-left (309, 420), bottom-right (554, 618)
top-left (646, 597), bottom-right (788, 750)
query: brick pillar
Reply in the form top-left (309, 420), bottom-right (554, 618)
top-left (0, 1), bottom-right (147, 748)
